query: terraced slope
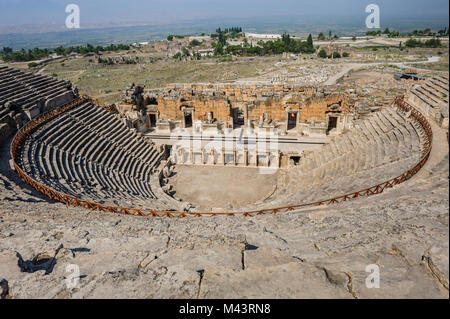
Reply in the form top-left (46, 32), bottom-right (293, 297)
top-left (18, 102), bottom-right (167, 209)
top-left (242, 104), bottom-right (428, 211)
top-left (0, 66), bottom-right (77, 142)
top-left (408, 76), bottom-right (449, 128)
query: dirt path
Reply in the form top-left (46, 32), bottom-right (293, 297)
top-left (323, 63), bottom-right (361, 85)
top-left (68, 69), bottom-right (85, 82)
top-left (323, 56), bottom-right (442, 85)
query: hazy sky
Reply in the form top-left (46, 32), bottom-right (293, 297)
top-left (0, 0), bottom-right (448, 27)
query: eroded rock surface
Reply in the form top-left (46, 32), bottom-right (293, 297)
top-left (0, 163), bottom-right (448, 298)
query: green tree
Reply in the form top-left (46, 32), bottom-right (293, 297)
top-left (215, 42), bottom-right (224, 55)
top-left (182, 47), bottom-right (190, 56)
top-left (282, 33), bottom-right (291, 47)
top-left (189, 39), bottom-right (201, 47)
top-left (318, 49), bottom-right (327, 58)
top-left (332, 51), bottom-right (341, 58)
top-left (2, 47), bottom-right (12, 54)
top-left (307, 34), bottom-right (313, 47)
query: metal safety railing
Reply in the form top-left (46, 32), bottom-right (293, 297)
top-left (10, 96), bottom-right (433, 217)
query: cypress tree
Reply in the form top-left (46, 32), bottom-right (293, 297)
top-left (307, 34), bottom-right (313, 47)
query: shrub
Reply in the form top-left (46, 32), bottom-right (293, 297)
top-left (189, 39), bottom-right (201, 47)
top-left (405, 38), bottom-right (441, 48)
top-left (27, 62), bottom-right (38, 68)
top-left (218, 55), bottom-right (233, 62)
top-left (318, 49), bottom-right (327, 58)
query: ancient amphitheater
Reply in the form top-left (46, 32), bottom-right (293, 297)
top-left (0, 65), bottom-right (448, 299)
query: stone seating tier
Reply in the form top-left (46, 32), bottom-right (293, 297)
top-left (19, 102), bottom-right (163, 209)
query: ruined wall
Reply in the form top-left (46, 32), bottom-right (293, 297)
top-left (299, 93), bottom-right (350, 122)
top-left (191, 97), bottom-right (231, 122)
top-left (156, 96), bottom-right (231, 122)
top-left (247, 98), bottom-right (285, 122)
top-left (155, 98), bottom-right (180, 120)
top-left (115, 83), bottom-right (355, 134)
top-left (142, 84), bottom-right (351, 125)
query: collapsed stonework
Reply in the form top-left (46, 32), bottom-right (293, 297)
top-left (94, 55), bottom-right (158, 65)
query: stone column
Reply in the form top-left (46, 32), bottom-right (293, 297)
top-left (222, 148), bottom-right (226, 166)
top-left (210, 149), bottom-right (215, 165)
top-left (189, 142), bottom-right (193, 164)
top-left (178, 149), bottom-right (183, 164)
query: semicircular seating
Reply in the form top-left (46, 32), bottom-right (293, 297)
top-left (408, 76), bottom-right (449, 128)
top-left (18, 101), bottom-right (168, 209)
top-left (0, 66), bottom-right (77, 145)
top-left (240, 103), bottom-right (428, 211)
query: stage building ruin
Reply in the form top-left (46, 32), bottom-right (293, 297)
top-left (117, 83), bottom-right (356, 137)
top-left (115, 83), bottom-right (361, 169)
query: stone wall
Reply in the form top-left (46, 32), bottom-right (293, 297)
top-left (132, 83), bottom-right (354, 134)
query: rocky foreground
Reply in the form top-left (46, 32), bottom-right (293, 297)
top-left (0, 113), bottom-right (447, 299)
top-left (0, 155), bottom-right (448, 299)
